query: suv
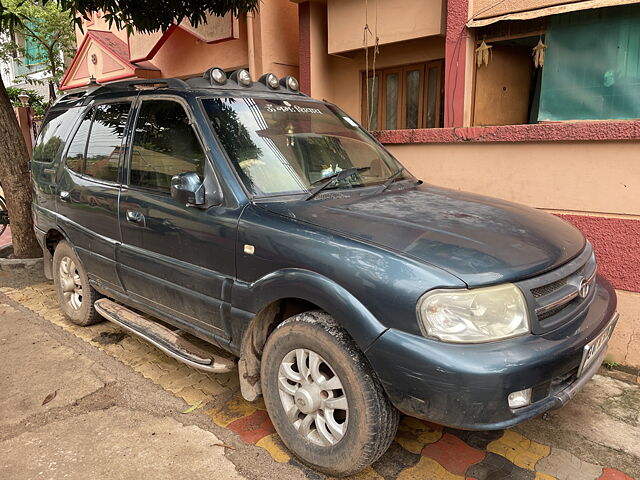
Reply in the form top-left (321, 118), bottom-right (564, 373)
top-left (32, 69), bottom-right (618, 476)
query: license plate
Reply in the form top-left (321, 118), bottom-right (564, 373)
top-left (577, 314), bottom-right (618, 377)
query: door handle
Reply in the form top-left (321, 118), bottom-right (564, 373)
top-left (59, 190), bottom-right (70, 202)
top-left (126, 209), bottom-right (145, 226)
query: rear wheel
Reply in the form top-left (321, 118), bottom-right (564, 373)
top-left (53, 240), bottom-right (103, 326)
top-left (261, 311), bottom-right (399, 477)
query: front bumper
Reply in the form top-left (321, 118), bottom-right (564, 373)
top-left (365, 276), bottom-right (618, 430)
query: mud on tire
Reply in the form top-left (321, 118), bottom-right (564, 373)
top-left (260, 311), bottom-right (399, 477)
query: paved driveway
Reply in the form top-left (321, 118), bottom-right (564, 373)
top-left (0, 270), bottom-right (638, 480)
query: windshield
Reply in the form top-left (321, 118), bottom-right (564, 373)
top-left (202, 97), bottom-right (406, 197)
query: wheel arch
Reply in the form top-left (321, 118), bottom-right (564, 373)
top-left (237, 269), bottom-right (387, 401)
top-left (41, 227), bottom-right (68, 279)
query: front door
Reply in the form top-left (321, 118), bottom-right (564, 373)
top-left (118, 95), bottom-right (239, 339)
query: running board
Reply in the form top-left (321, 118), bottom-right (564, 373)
top-left (94, 299), bottom-right (236, 373)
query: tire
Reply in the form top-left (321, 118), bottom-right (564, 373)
top-left (52, 240), bottom-right (103, 326)
top-left (261, 311), bottom-right (399, 477)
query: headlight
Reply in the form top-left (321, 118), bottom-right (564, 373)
top-left (417, 284), bottom-right (530, 343)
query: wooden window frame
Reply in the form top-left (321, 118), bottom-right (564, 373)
top-left (362, 60), bottom-right (444, 130)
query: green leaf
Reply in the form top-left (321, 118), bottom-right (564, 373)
top-left (181, 400), bottom-right (203, 414)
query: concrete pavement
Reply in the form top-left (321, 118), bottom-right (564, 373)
top-left (0, 268), bottom-right (638, 479)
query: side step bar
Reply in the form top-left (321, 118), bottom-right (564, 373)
top-left (94, 299), bottom-right (236, 373)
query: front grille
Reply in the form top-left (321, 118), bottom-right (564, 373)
top-left (530, 265), bottom-right (585, 298)
top-left (517, 243), bottom-right (597, 334)
top-left (538, 303), bottom-right (569, 321)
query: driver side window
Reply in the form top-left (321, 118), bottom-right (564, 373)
top-left (129, 99), bottom-right (205, 193)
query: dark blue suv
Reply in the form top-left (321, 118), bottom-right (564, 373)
top-left (31, 68), bottom-right (618, 476)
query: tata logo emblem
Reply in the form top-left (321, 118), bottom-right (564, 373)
top-left (578, 278), bottom-right (591, 298)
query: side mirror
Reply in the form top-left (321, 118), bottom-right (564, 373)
top-left (170, 171), bottom-right (205, 206)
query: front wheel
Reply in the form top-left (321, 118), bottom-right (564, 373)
top-left (261, 311), bottom-right (399, 477)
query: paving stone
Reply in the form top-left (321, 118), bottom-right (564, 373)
top-left (227, 409), bottom-right (276, 445)
top-left (177, 386), bottom-right (210, 406)
top-left (255, 433), bottom-right (291, 463)
top-left (420, 432), bottom-right (485, 476)
top-left (598, 468), bottom-right (635, 480)
top-left (197, 377), bottom-right (229, 397)
top-left (395, 416), bottom-right (443, 454)
top-left (396, 456), bottom-right (464, 480)
top-left (135, 361), bottom-right (171, 382)
top-left (487, 430), bottom-right (551, 471)
top-left (372, 442), bottom-right (421, 479)
top-left (206, 396), bottom-right (257, 427)
top-left (535, 447), bottom-right (603, 480)
top-left (466, 452), bottom-right (536, 480)
top-left (343, 466), bottom-right (384, 479)
top-left (445, 428), bottom-right (504, 451)
top-left (535, 473), bottom-right (557, 480)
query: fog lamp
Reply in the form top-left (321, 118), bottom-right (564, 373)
top-left (236, 69), bottom-right (252, 87)
top-left (266, 73), bottom-right (279, 89)
top-left (280, 75), bottom-right (299, 91)
top-left (508, 388), bottom-right (532, 409)
top-left (209, 67), bottom-right (227, 85)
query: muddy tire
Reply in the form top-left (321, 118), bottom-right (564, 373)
top-left (261, 311), bottom-right (399, 477)
top-left (53, 240), bottom-right (103, 326)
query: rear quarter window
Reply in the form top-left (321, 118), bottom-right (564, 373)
top-left (32, 108), bottom-right (81, 163)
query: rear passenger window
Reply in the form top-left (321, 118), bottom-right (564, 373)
top-left (129, 100), bottom-right (205, 192)
top-left (65, 109), bottom-right (93, 174)
top-left (33, 108), bottom-right (80, 163)
top-left (85, 103), bottom-right (131, 182)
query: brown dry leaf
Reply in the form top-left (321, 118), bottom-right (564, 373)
top-left (211, 443), bottom-right (236, 450)
top-left (42, 390), bottom-right (58, 406)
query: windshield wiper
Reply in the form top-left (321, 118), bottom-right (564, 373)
top-left (374, 167), bottom-right (405, 194)
top-left (305, 167), bottom-right (370, 201)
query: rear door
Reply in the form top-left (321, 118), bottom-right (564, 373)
top-left (117, 94), bottom-right (239, 339)
top-left (56, 98), bottom-right (134, 291)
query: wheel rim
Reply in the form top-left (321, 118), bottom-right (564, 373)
top-left (278, 348), bottom-right (349, 446)
top-left (59, 256), bottom-right (83, 311)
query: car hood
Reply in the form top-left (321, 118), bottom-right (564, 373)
top-left (259, 184), bottom-right (585, 286)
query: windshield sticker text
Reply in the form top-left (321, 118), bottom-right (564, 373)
top-left (264, 103), bottom-right (324, 115)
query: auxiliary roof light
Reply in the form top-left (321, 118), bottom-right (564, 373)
top-left (259, 73), bottom-right (280, 89)
top-left (208, 67), bottom-right (227, 85)
top-left (279, 75), bottom-right (299, 92)
top-left (231, 69), bottom-right (252, 87)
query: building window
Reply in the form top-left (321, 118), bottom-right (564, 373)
top-left (539, 5), bottom-right (640, 122)
top-left (362, 61), bottom-right (444, 131)
top-left (472, 5), bottom-right (640, 126)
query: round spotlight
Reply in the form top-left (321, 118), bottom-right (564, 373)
top-left (209, 67), bottom-right (227, 85)
top-left (287, 76), bottom-right (299, 91)
top-left (258, 73), bottom-right (280, 89)
top-left (267, 73), bottom-right (279, 89)
top-left (237, 69), bottom-right (252, 87)
top-left (280, 75), bottom-right (299, 92)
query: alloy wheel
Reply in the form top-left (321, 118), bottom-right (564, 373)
top-left (59, 256), bottom-right (83, 310)
top-left (278, 348), bottom-right (349, 446)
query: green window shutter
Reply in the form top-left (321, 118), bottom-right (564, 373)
top-left (538, 5), bottom-right (640, 121)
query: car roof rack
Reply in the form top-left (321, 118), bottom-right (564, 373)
top-left (87, 78), bottom-right (190, 96)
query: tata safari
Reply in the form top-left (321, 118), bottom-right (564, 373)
top-left (31, 68), bottom-right (618, 476)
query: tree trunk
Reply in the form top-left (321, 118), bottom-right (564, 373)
top-left (0, 72), bottom-right (42, 258)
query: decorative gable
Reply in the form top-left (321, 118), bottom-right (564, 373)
top-left (60, 31), bottom-right (160, 90)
